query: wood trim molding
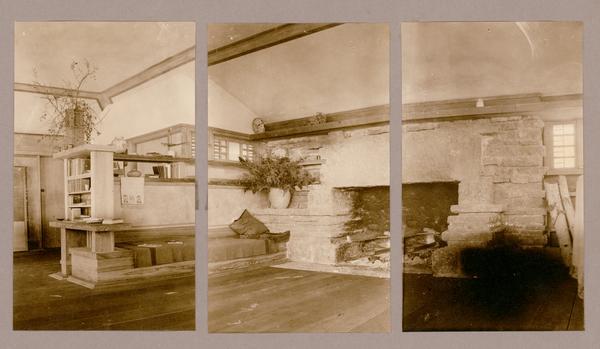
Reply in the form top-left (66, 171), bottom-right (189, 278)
top-left (102, 46), bottom-right (195, 103)
top-left (209, 127), bottom-right (252, 141)
top-left (403, 93), bottom-right (582, 122)
top-left (208, 23), bottom-right (341, 66)
top-left (14, 83), bottom-right (104, 108)
top-left (251, 104), bottom-right (390, 140)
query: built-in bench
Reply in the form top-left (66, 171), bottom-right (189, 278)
top-left (208, 226), bottom-right (287, 275)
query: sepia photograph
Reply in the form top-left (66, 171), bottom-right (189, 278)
top-left (13, 21), bottom-right (196, 330)
top-left (401, 22), bottom-right (583, 331)
top-left (207, 23), bottom-right (390, 332)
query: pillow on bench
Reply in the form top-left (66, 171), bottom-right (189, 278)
top-left (229, 209), bottom-right (270, 238)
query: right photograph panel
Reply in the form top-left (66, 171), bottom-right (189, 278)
top-left (401, 22), bottom-right (584, 331)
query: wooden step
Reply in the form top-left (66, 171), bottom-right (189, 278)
top-left (70, 247), bottom-right (135, 282)
top-left (208, 237), bottom-right (267, 262)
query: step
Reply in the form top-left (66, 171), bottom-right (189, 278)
top-left (208, 237), bottom-right (267, 263)
top-left (117, 238), bottom-right (195, 267)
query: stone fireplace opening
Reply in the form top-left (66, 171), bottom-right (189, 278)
top-left (333, 186), bottom-right (390, 268)
top-left (403, 182), bottom-right (458, 273)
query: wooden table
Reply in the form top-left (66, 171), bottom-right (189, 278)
top-left (49, 221), bottom-right (131, 277)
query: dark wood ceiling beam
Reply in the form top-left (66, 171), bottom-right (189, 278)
top-left (208, 23), bottom-right (342, 66)
top-left (102, 46), bottom-right (196, 103)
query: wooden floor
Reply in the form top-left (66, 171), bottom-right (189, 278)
top-left (13, 250), bottom-right (195, 330)
top-left (208, 266), bottom-right (390, 333)
top-left (403, 268), bottom-right (584, 331)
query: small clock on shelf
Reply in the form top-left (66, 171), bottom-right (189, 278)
top-left (252, 118), bottom-right (265, 134)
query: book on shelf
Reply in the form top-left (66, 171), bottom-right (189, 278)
top-left (68, 178), bottom-right (91, 193)
top-left (68, 158), bottom-right (91, 177)
top-left (152, 165), bottom-right (171, 179)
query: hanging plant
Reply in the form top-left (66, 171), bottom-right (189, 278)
top-left (34, 59), bottom-right (104, 146)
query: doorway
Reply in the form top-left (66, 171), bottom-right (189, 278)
top-left (13, 166), bottom-right (28, 251)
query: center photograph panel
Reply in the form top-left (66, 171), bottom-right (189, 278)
top-left (207, 23), bottom-right (390, 333)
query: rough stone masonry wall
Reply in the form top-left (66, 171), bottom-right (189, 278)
top-left (254, 124), bottom-right (390, 266)
top-left (403, 115), bottom-right (547, 277)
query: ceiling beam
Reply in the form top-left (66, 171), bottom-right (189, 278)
top-left (14, 82), bottom-right (103, 102)
top-left (102, 46), bottom-right (196, 103)
top-left (208, 23), bottom-right (342, 66)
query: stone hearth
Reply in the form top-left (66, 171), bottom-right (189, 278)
top-left (254, 186), bottom-right (390, 269)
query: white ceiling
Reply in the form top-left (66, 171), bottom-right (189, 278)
top-left (208, 23), bottom-right (390, 123)
top-left (402, 22), bottom-right (582, 103)
top-left (15, 22), bottom-right (195, 91)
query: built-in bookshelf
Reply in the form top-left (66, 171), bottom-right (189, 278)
top-left (66, 158), bottom-right (93, 216)
top-left (54, 144), bottom-right (118, 220)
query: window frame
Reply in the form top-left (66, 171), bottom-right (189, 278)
top-left (544, 119), bottom-right (583, 175)
top-left (208, 127), bottom-right (256, 164)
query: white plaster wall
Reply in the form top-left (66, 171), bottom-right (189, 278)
top-left (14, 62), bottom-right (195, 145)
top-left (113, 181), bottom-right (195, 226)
top-left (208, 164), bottom-right (248, 180)
top-left (208, 186), bottom-right (268, 227)
top-left (208, 78), bottom-right (257, 134)
top-left (321, 130), bottom-right (390, 188)
top-left (96, 63), bottom-right (195, 144)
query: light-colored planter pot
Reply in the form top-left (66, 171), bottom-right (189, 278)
top-left (268, 188), bottom-right (292, 209)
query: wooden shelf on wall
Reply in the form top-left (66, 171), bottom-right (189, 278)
top-left (68, 190), bottom-right (91, 195)
top-left (208, 160), bottom-right (245, 168)
top-left (53, 144), bottom-right (120, 159)
top-left (67, 173), bottom-right (91, 180)
top-left (251, 104), bottom-right (389, 140)
top-left (113, 153), bottom-right (195, 163)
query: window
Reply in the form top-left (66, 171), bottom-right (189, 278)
top-left (212, 135), bottom-right (254, 162)
top-left (545, 120), bottom-right (582, 174)
top-left (552, 123), bottom-right (576, 169)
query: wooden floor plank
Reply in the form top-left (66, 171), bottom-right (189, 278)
top-left (13, 250), bottom-right (195, 331)
top-left (403, 266), bottom-right (583, 331)
top-left (208, 267), bottom-right (390, 333)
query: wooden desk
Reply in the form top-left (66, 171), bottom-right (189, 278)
top-left (49, 221), bottom-right (131, 277)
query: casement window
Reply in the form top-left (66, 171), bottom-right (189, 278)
top-left (209, 128), bottom-right (255, 162)
top-left (545, 120), bottom-right (583, 174)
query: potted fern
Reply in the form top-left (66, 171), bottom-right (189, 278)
top-left (239, 155), bottom-right (316, 209)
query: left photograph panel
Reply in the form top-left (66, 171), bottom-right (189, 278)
top-left (13, 22), bottom-right (196, 330)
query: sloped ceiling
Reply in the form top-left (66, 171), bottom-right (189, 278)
top-left (402, 22), bottom-right (582, 104)
top-left (15, 22), bottom-right (195, 91)
top-left (208, 23), bottom-right (390, 123)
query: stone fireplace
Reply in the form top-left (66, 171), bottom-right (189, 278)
top-left (254, 123), bottom-right (390, 270)
top-left (403, 115), bottom-right (547, 277)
